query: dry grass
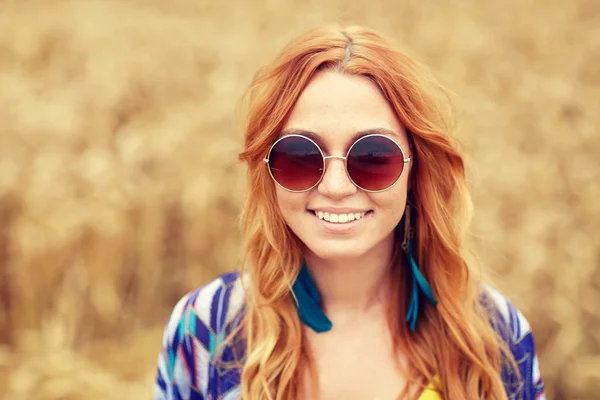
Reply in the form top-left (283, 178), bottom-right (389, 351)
top-left (0, 0), bottom-right (598, 399)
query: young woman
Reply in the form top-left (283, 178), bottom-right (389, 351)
top-left (154, 25), bottom-right (546, 400)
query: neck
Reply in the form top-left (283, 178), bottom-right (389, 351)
top-left (302, 234), bottom-right (396, 323)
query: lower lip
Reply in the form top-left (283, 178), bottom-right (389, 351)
top-left (309, 211), bottom-right (371, 233)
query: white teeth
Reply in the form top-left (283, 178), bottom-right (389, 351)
top-left (314, 211), bottom-right (368, 223)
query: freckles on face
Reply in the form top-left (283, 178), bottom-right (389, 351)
top-left (273, 70), bottom-right (412, 261)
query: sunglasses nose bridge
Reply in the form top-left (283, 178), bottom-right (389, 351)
top-left (321, 155), bottom-right (349, 177)
top-left (322, 155), bottom-right (347, 162)
top-left (317, 154), bottom-right (357, 196)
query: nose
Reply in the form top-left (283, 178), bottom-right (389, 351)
top-left (317, 156), bottom-right (357, 200)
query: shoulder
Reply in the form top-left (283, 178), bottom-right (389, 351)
top-left (479, 285), bottom-right (546, 400)
top-left (154, 271), bottom-right (245, 399)
top-left (162, 271), bottom-right (246, 354)
top-left (165, 272), bottom-right (244, 337)
top-left (480, 285), bottom-right (533, 344)
top-left (169, 271), bottom-right (245, 334)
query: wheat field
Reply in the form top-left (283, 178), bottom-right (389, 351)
top-left (0, 0), bottom-right (598, 399)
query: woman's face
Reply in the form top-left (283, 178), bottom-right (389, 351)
top-left (275, 70), bottom-right (411, 261)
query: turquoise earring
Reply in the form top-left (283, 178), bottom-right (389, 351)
top-left (291, 262), bottom-right (332, 333)
top-left (402, 201), bottom-right (438, 331)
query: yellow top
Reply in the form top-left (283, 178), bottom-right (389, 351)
top-left (416, 377), bottom-right (442, 400)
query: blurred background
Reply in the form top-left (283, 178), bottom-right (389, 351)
top-left (0, 0), bottom-right (598, 398)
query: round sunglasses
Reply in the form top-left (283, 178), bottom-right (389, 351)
top-left (263, 133), bottom-right (410, 192)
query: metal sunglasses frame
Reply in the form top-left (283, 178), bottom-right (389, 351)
top-left (263, 133), bottom-right (411, 193)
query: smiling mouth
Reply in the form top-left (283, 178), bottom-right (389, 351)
top-left (309, 210), bottom-right (373, 224)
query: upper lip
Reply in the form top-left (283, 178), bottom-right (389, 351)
top-left (309, 207), bottom-right (371, 214)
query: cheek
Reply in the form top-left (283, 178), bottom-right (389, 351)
top-left (371, 183), bottom-right (408, 219)
top-left (275, 188), bottom-right (309, 220)
top-left (377, 193), bottom-right (407, 214)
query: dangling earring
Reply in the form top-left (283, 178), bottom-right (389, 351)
top-left (291, 262), bottom-right (333, 333)
top-left (401, 200), bottom-right (438, 332)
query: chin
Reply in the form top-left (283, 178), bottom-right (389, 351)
top-left (303, 241), bottom-right (368, 261)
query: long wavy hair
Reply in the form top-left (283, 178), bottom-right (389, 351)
top-left (235, 25), bottom-right (517, 400)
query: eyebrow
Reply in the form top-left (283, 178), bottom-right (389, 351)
top-left (279, 128), bottom-right (402, 148)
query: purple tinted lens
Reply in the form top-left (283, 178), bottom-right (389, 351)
top-left (268, 136), bottom-right (324, 191)
top-left (347, 135), bottom-right (405, 191)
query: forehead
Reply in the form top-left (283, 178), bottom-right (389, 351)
top-left (282, 70), bottom-right (407, 148)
